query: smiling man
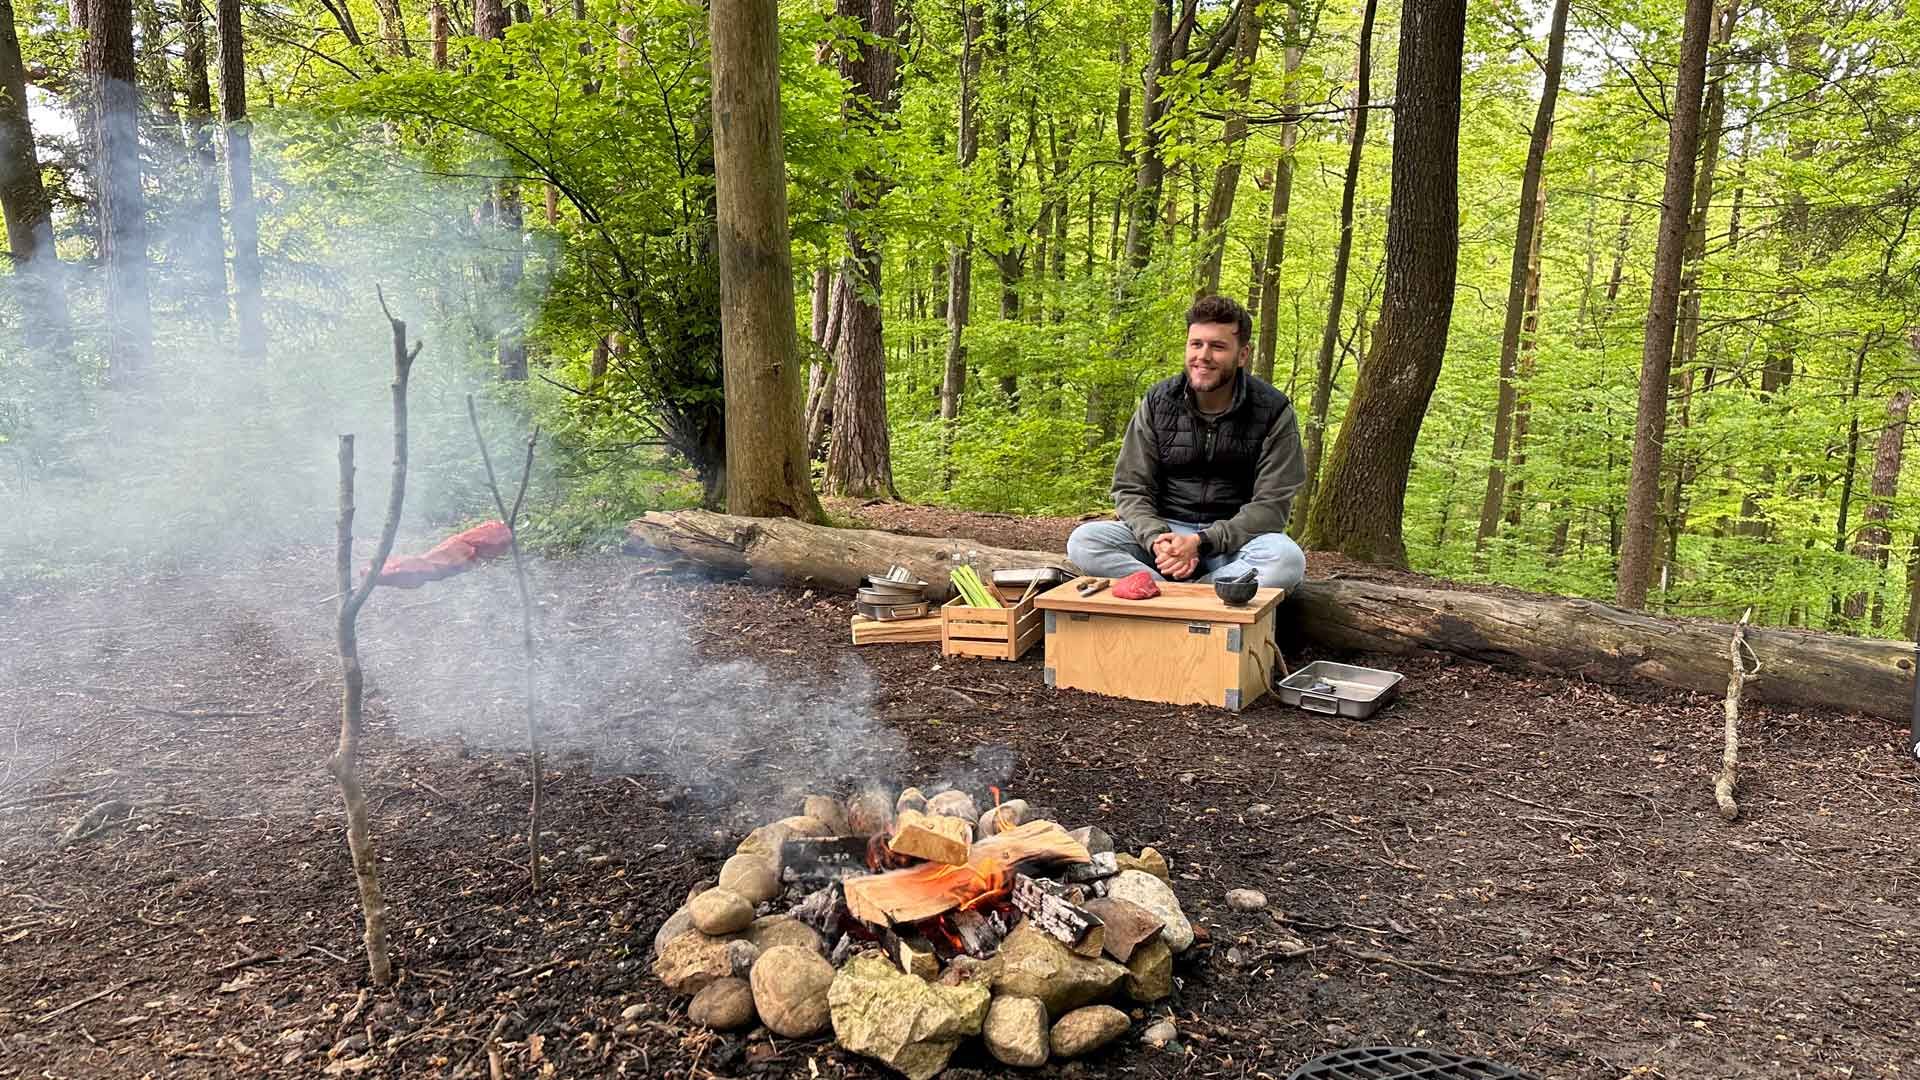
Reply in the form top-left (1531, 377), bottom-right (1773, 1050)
top-left (1067, 295), bottom-right (1308, 591)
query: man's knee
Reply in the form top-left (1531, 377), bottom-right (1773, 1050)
top-left (1237, 532), bottom-right (1306, 591)
top-left (1067, 519), bottom-right (1136, 562)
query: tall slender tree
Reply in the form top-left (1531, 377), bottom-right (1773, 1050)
top-left (940, 3), bottom-right (984, 479)
top-left (708, 0), bottom-right (823, 520)
top-left (1293, 0), bottom-right (1377, 530)
top-left (475, 0), bottom-right (527, 381)
top-left (216, 0), bottom-right (266, 358)
top-left (1196, 0), bottom-right (1261, 295)
top-left (1846, 388), bottom-right (1911, 623)
top-left (181, 0), bottom-right (227, 313)
top-left (0, 0), bottom-right (72, 359)
top-left (823, 0), bottom-right (900, 497)
top-left (1253, 7), bottom-right (1302, 384)
top-left (1301, 0), bottom-right (1466, 564)
top-left (1476, 0), bottom-right (1570, 546)
top-left (88, 0), bottom-right (152, 379)
top-left (1615, 0), bottom-right (1715, 608)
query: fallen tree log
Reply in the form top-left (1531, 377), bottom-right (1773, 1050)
top-left (626, 509), bottom-right (1915, 721)
top-left (626, 508), bottom-right (1074, 601)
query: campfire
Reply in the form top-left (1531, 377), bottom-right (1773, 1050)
top-left (652, 785), bottom-right (1193, 1077)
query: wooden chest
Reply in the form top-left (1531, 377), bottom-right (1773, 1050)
top-left (1034, 578), bottom-right (1285, 712)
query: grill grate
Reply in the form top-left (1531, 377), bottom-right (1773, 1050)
top-left (1287, 1046), bottom-right (1544, 1080)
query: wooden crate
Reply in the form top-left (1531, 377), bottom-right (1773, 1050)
top-left (940, 586), bottom-right (1043, 661)
top-left (850, 613), bottom-right (942, 645)
top-left (1035, 577), bottom-right (1284, 711)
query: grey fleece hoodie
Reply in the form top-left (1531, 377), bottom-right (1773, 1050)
top-left (1109, 375), bottom-right (1308, 556)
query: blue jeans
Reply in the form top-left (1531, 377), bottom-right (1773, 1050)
top-left (1066, 519), bottom-right (1306, 592)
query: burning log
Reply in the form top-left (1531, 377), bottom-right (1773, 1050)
top-left (946, 909), bottom-right (1007, 958)
top-left (889, 809), bottom-right (971, 866)
top-left (1011, 874), bottom-right (1105, 957)
top-left (842, 820), bottom-right (1089, 926)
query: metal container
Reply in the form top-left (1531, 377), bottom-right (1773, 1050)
top-left (855, 599), bottom-right (931, 621)
top-left (1275, 661), bottom-right (1403, 719)
top-left (860, 575), bottom-right (929, 599)
top-left (991, 566), bottom-right (1072, 591)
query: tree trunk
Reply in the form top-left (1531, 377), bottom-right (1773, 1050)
top-left (1615, 0), bottom-right (1714, 608)
top-left (1301, 0), bottom-right (1463, 564)
top-left (1108, 39), bottom-right (1130, 265)
top-left (1121, 0), bottom-right (1194, 274)
top-left (430, 0), bottom-right (448, 66)
top-left (473, 0), bottom-right (527, 381)
top-left (88, 0), bottom-right (153, 380)
top-left (1196, 0), bottom-right (1261, 295)
top-left (180, 0), bottom-right (227, 314)
top-left (373, 0), bottom-right (412, 57)
top-left (1505, 181), bottom-right (1546, 530)
top-left (823, 0), bottom-right (900, 498)
top-left (626, 509), bottom-right (1920, 722)
top-left (1293, 0), bottom-right (1382, 539)
top-left (1475, 0), bottom-right (1569, 547)
top-left (708, 0), bottom-right (824, 520)
top-left (940, 2), bottom-right (982, 437)
top-left (987, 0), bottom-right (1023, 409)
top-left (216, 0), bottom-right (266, 359)
top-left (1658, 0), bottom-right (1739, 587)
top-left (1847, 388), bottom-right (1911, 623)
top-left (1253, 12), bottom-right (1301, 384)
top-left (0, 0), bottom-right (72, 360)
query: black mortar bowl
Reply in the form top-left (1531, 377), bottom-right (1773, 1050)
top-left (1213, 571), bottom-right (1258, 606)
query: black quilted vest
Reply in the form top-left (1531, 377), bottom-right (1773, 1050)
top-left (1145, 370), bottom-right (1290, 526)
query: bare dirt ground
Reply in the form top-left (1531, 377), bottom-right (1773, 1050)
top-left (2, 523), bottom-right (1917, 1080)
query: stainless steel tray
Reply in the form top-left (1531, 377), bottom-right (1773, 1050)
top-left (1275, 661), bottom-right (1403, 718)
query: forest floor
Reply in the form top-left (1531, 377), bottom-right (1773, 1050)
top-left (1, 504), bottom-right (1916, 1080)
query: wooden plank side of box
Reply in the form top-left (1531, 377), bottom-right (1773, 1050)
top-left (851, 613), bottom-right (943, 645)
top-left (1045, 611), bottom-right (1239, 707)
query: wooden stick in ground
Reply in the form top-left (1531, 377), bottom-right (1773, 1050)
top-left (1715, 608), bottom-right (1757, 821)
top-left (467, 395), bottom-right (544, 894)
top-left (330, 291), bottom-right (420, 987)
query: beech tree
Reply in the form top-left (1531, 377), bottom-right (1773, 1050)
top-left (1301, 0), bottom-right (1466, 565)
top-left (0, 0), bottom-right (70, 359)
top-left (1615, 0), bottom-right (1715, 608)
top-left (823, 0), bottom-right (900, 498)
top-left (215, 0), bottom-right (265, 358)
top-left (1476, 0), bottom-right (1570, 547)
top-left (708, 0), bottom-right (823, 520)
top-left (87, 0), bottom-right (151, 379)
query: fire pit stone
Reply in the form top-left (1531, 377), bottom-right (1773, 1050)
top-left (1115, 845), bottom-right (1170, 880)
top-left (717, 853), bottom-right (780, 903)
top-left (744, 914), bottom-right (823, 954)
top-left (654, 929), bottom-right (742, 993)
top-left (688, 888), bottom-right (755, 935)
top-left (926, 789), bottom-right (979, 822)
top-left (1124, 939), bottom-right (1174, 1001)
top-left (750, 944), bottom-right (836, 1038)
top-left (987, 923), bottom-right (1128, 1015)
top-left (688, 977), bottom-right (756, 1031)
top-left (828, 951), bottom-right (992, 1080)
top-left (802, 795), bottom-right (851, 834)
top-left (981, 993), bottom-right (1049, 1067)
top-left (1108, 870), bottom-right (1194, 952)
top-left (1049, 1004), bottom-right (1131, 1058)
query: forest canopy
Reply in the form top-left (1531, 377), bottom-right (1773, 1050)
top-left (5, 0), bottom-right (1920, 637)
